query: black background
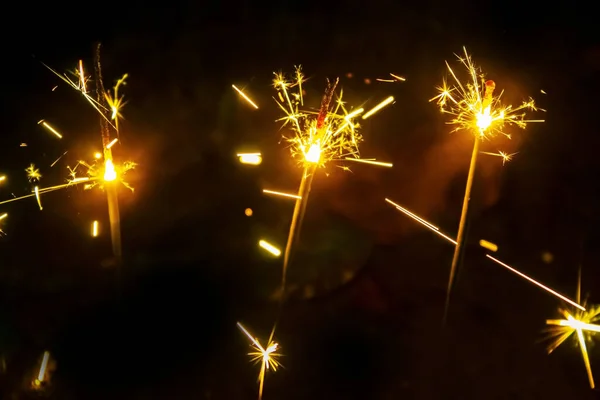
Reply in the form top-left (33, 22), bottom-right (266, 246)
top-left (1, 1), bottom-right (599, 398)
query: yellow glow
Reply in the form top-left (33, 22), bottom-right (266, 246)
top-left (34, 186), bottom-right (43, 210)
top-left (304, 143), bottom-right (321, 164)
top-left (237, 153), bottom-right (262, 165)
top-left (25, 164), bottom-right (41, 181)
top-left (0, 175), bottom-right (5, 183)
top-left (479, 239), bottom-right (498, 252)
top-left (385, 198), bottom-right (585, 311)
top-left (37, 120), bottom-right (63, 139)
top-left (232, 84), bottom-right (259, 109)
top-left (259, 240), bottom-right (281, 257)
top-left (362, 96), bottom-right (395, 119)
top-left (245, 208), bottom-right (253, 217)
top-left (106, 138), bottom-right (118, 149)
top-left (0, 213), bottom-right (6, 221)
top-left (237, 322), bottom-right (281, 400)
top-left (92, 220), bottom-right (99, 237)
top-left (103, 159), bottom-right (117, 182)
top-left (263, 189), bottom-right (302, 200)
top-left (94, 152), bottom-right (102, 159)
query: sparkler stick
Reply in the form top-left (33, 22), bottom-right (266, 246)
top-left (94, 43), bottom-right (122, 263)
top-left (384, 198), bottom-right (584, 311)
top-left (431, 48), bottom-right (544, 322)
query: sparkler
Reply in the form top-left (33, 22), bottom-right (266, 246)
top-left (384, 198), bottom-right (584, 311)
top-left (237, 322), bottom-right (282, 400)
top-left (545, 269), bottom-right (600, 388)
top-left (430, 47), bottom-right (544, 321)
top-left (273, 66), bottom-right (394, 301)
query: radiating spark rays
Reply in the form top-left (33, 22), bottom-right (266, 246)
top-left (362, 96), bottom-right (395, 119)
top-left (259, 240), bottom-right (281, 257)
top-left (232, 84), bottom-right (259, 109)
top-left (41, 61), bottom-right (118, 130)
top-left (0, 179), bottom-right (92, 206)
top-left (263, 189), bottom-right (302, 200)
top-left (26, 164), bottom-right (41, 182)
top-left (104, 74), bottom-right (128, 133)
top-left (481, 151), bottom-right (517, 165)
top-left (238, 153), bottom-right (262, 165)
top-left (237, 322), bottom-right (281, 400)
top-left (545, 307), bottom-right (600, 388)
top-left (37, 120), bottom-right (63, 139)
top-left (343, 158), bottom-right (393, 167)
top-left (92, 220), bottom-right (99, 237)
top-left (431, 47), bottom-right (545, 322)
top-left (385, 198), bottom-right (585, 311)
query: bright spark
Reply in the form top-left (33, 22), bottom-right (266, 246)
top-left (385, 198), bottom-right (585, 311)
top-left (34, 186), bottom-right (43, 210)
top-left (37, 120), bottom-right (63, 139)
top-left (343, 158), bottom-right (393, 167)
top-left (106, 138), bottom-right (118, 149)
top-left (0, 213), bottom-right (7, 235)
top-left (362, 96), bottom-right (395, 119)
top-left (481, 150), bottom-right (517, 165)
top-left (92, 220), bottom-right (99, 237)
top-left (546, 306), bottom-right (600, 388)
top-left (33, 350), bottom-right (50, 388)
top-left (237, 322), bottom-right (281, 400)
top-left (263, 189), bottom-right (302, 200)
top-left (259, 239), bottom-right (281, 257)
top-left (430, 47), bottom-right (544, 140)
top-left (232, 84), bottom-right (259, 109)
top-left (0, 175), bottom-right (5, 183)
top-left (238, 153), bottom-right (262, 165)
top-left (479, 239), bottom-right (498, 252)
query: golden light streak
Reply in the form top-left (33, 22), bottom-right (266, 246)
top-left (37, 120), bottom-right (63, 139)
top-left (50, 151), bottom-right (68, 167)
top-left (232, 84), bottom-right (259, 109)
top-left (106, 138), bottom-right (118, 149)
top-left (0, 180), bottom-right (91, 206)
top-left (385, 198), bottom-right (585, 311)
top-left (479, 239), bottom-right (498, 252)
top-left (343, 158), bottom-right (393, 167)
top-left (238, 153), bottom-right (262, 165)
top-left (362, 96), bottom-right (395, 119)
top-left (486, 255), bottom-right (585, 311)
top-left (262, 189), bottom-right (302, 200)
top-left (92, 220), bottom-right (99, 237)
top-left (431, 47), bottom-right (545, 321)
top-left (237, 322), bottom-right (281, 400)
top-left (34, 186), bottom-right (43, 210)
top-left (259, 240), bottom-right (281, 257)
top-left (0, 213), bottom-right (6, 235)
top-left (390, 73), bottom-right (406, 81)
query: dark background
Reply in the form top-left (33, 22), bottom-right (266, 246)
top-left (1, 1), bottom-right (599, 398)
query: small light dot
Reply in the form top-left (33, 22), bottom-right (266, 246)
top-left (364, 78), bottom-right (371, 84)
top-left (346, 72), bottom-right (354, 78)
top-left (245, 208), bottom-right (253, 217)
top-left (541, 251), bottom-right (554, 264)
